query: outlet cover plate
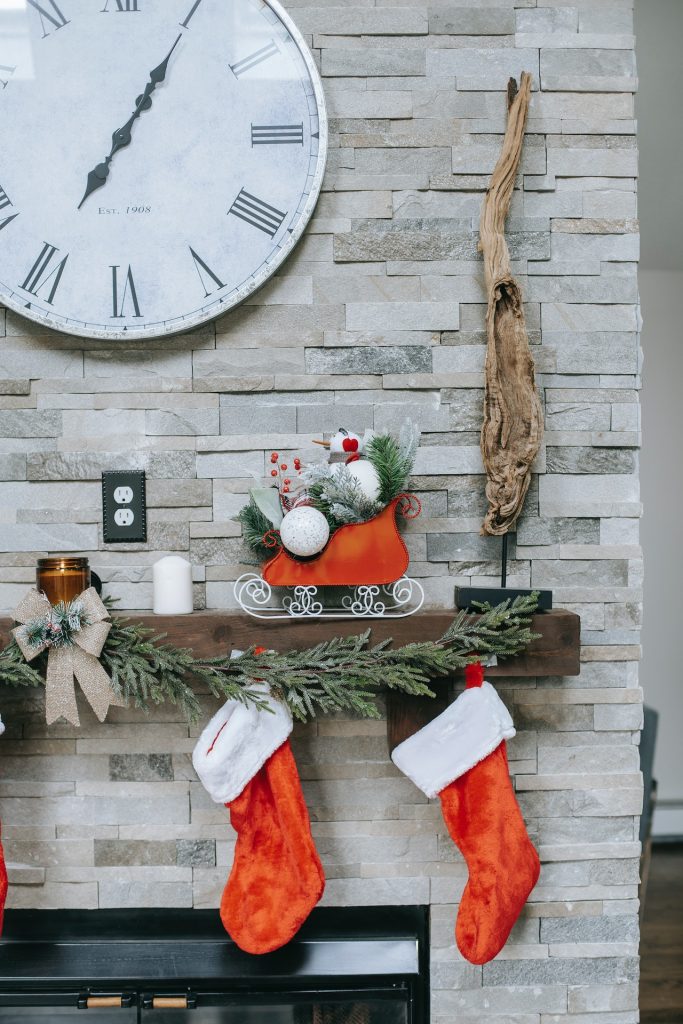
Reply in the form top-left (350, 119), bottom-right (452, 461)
top-left (102, 470), bottom-right (147, 544)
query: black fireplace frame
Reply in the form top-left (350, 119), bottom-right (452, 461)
top-left (0, 906), bottom-right (429, 1021)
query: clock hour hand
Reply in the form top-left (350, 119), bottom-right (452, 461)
top-left (77, 111), bottom-right (137, 209)
top-left (78, 34), bottom-right (182, 210)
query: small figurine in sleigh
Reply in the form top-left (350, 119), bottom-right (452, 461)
top-left (234, 423), bottom-right (425, 619)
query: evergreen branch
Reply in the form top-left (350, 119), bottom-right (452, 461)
top-left (192, 593), bottom-right (539, 722)
top-left (306, 480), bottom-right (350, 533)
top-left (303, 463), bottom-right (381, 526)
top-left (98, 608), bottom-right (271, 721)
top-left (0, 594), bottom-right (540, 725)
top-left (0, 640), bottom-right (45, 688)
top-left (438, 593), bottom-right (541, 661)
top-left (366, 420), bottom-right (420, 504)
top-left (237, 498), bottom-right (276, 560)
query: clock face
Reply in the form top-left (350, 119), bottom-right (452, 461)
top-left (0, 0), bottom-right (326, 340)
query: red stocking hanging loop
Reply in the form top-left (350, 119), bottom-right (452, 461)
top-left (464, 661), bottom-right (485, 688)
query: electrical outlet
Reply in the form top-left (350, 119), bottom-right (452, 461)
top-left (102, 470), bottom-right (147, 543)
top-left (114, 508), bottom-right (135, 527)
top-left (114, 486), bottom-right (134, 504)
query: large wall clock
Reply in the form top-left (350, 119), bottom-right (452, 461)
top-left (0, 0), bottom-right (327, 340)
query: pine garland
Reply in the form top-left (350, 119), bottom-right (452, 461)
top-left (99, 611), bottom-right (270, 719)
top-left (0, 641), bottom-right (44, 690)
top-left (0, 594), bottom-right (540, 724)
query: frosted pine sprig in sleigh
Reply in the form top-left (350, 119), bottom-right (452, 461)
top-left (234, 423), bottom-right (424, 619)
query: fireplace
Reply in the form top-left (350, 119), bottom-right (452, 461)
top-left (0, 907), bottom-right (428, 1022)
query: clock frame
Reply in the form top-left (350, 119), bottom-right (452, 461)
top-left (0, 0), bottom-right (328, 341)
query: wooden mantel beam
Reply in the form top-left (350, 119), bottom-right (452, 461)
top-left (0, 608), bottom-right (580, 751)
top-left (0, 608), bottom-right (580, 678)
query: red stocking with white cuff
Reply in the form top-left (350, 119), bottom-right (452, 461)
top-left (192, 685), bottom-right (324, 955)
top-left (392, 663), bottom-right (540, 964)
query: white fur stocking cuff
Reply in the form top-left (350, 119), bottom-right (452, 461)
top-left (391, 681), bottom-right (515, 798)
top-left (192, 685), bottom-right (293, 804)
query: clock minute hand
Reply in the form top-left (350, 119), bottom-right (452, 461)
top-left (77, 34), bottom-right (182, 210)
top-left (148, 32), bottom-right (182, 86)
top-left (109, 29), bottom-right (182, 158)
top-left (109, 32), bottom-right (181, 159)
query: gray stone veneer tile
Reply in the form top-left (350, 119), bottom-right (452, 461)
top-left (0, 8), bottom-right (641, 1023)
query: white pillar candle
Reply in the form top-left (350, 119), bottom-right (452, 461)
top-left (152, 556), bottom-right (193, 615)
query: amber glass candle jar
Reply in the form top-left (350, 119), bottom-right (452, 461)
top-left (36, 557), bottom-right (91, 605)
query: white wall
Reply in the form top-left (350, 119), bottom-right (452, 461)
top-left (636, 0), bottom-right (683, 836)
top-left (640, 271), bottom-right (683, 834)
top-left (635, 0), bottom-right (683, 271)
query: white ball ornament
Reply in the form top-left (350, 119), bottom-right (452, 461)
top-left (345, 460), bottom-right (381, 502)
top-left (280, 507), bottom-right (330, 558)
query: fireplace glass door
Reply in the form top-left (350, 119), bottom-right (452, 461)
top-left (140, 995), bottom-right (409, 1023)
top-left (0, 1007), bottom-right (137, 1022)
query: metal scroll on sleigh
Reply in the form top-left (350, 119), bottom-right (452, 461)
top-left (234, 495), bottom-right (425, 620)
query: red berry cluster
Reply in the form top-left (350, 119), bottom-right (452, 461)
top-left (269, 452), bottom-right (304, 510)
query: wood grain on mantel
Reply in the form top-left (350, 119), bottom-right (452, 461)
top-left (0, 608), bottom-right (580, 751)
top-left (0, 608), bottom-right (580, 676)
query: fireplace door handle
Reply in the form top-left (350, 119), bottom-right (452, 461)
top-left (77, 992), bottom-right (135, 1009)
top-left (142, 992), bottom-right (197, 1010)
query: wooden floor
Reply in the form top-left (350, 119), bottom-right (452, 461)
top-left (640, 843), bottom-right (683, 1023)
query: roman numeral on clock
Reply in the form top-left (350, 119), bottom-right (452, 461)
top-left (111, 265), bottom-right (142, 318)
top-left (101, 0), bottom-right (139, 11)
top-left (27, 0), bottom-right (70, 37)
top-left (20, 242), bottom-right (69, 304)
top-left (180, 0), bottom-right (203, 28)
top-left (251, 123), bottom-right (303, 146)
top-left (189, 247), bottom-right (225, 297)
top-left (228, 189), bottom-right (286, 238)
top-left (0, 185), bottom-right (19, 233)
top-left (229, 40), bottom-right (278, 78)
top-left (0, 64), bottom-right (16, 90)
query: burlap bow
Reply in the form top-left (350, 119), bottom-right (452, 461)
top-left (12, 588), bottom-right (126, 726)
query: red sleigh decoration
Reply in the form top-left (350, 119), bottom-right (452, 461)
top-left (264, 495), bottom-right (420, 587)
top-left (234, 494), bottom-right (424, 620)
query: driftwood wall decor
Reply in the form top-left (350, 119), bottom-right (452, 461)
top-left (479, 72), bottom-right (544, 537)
